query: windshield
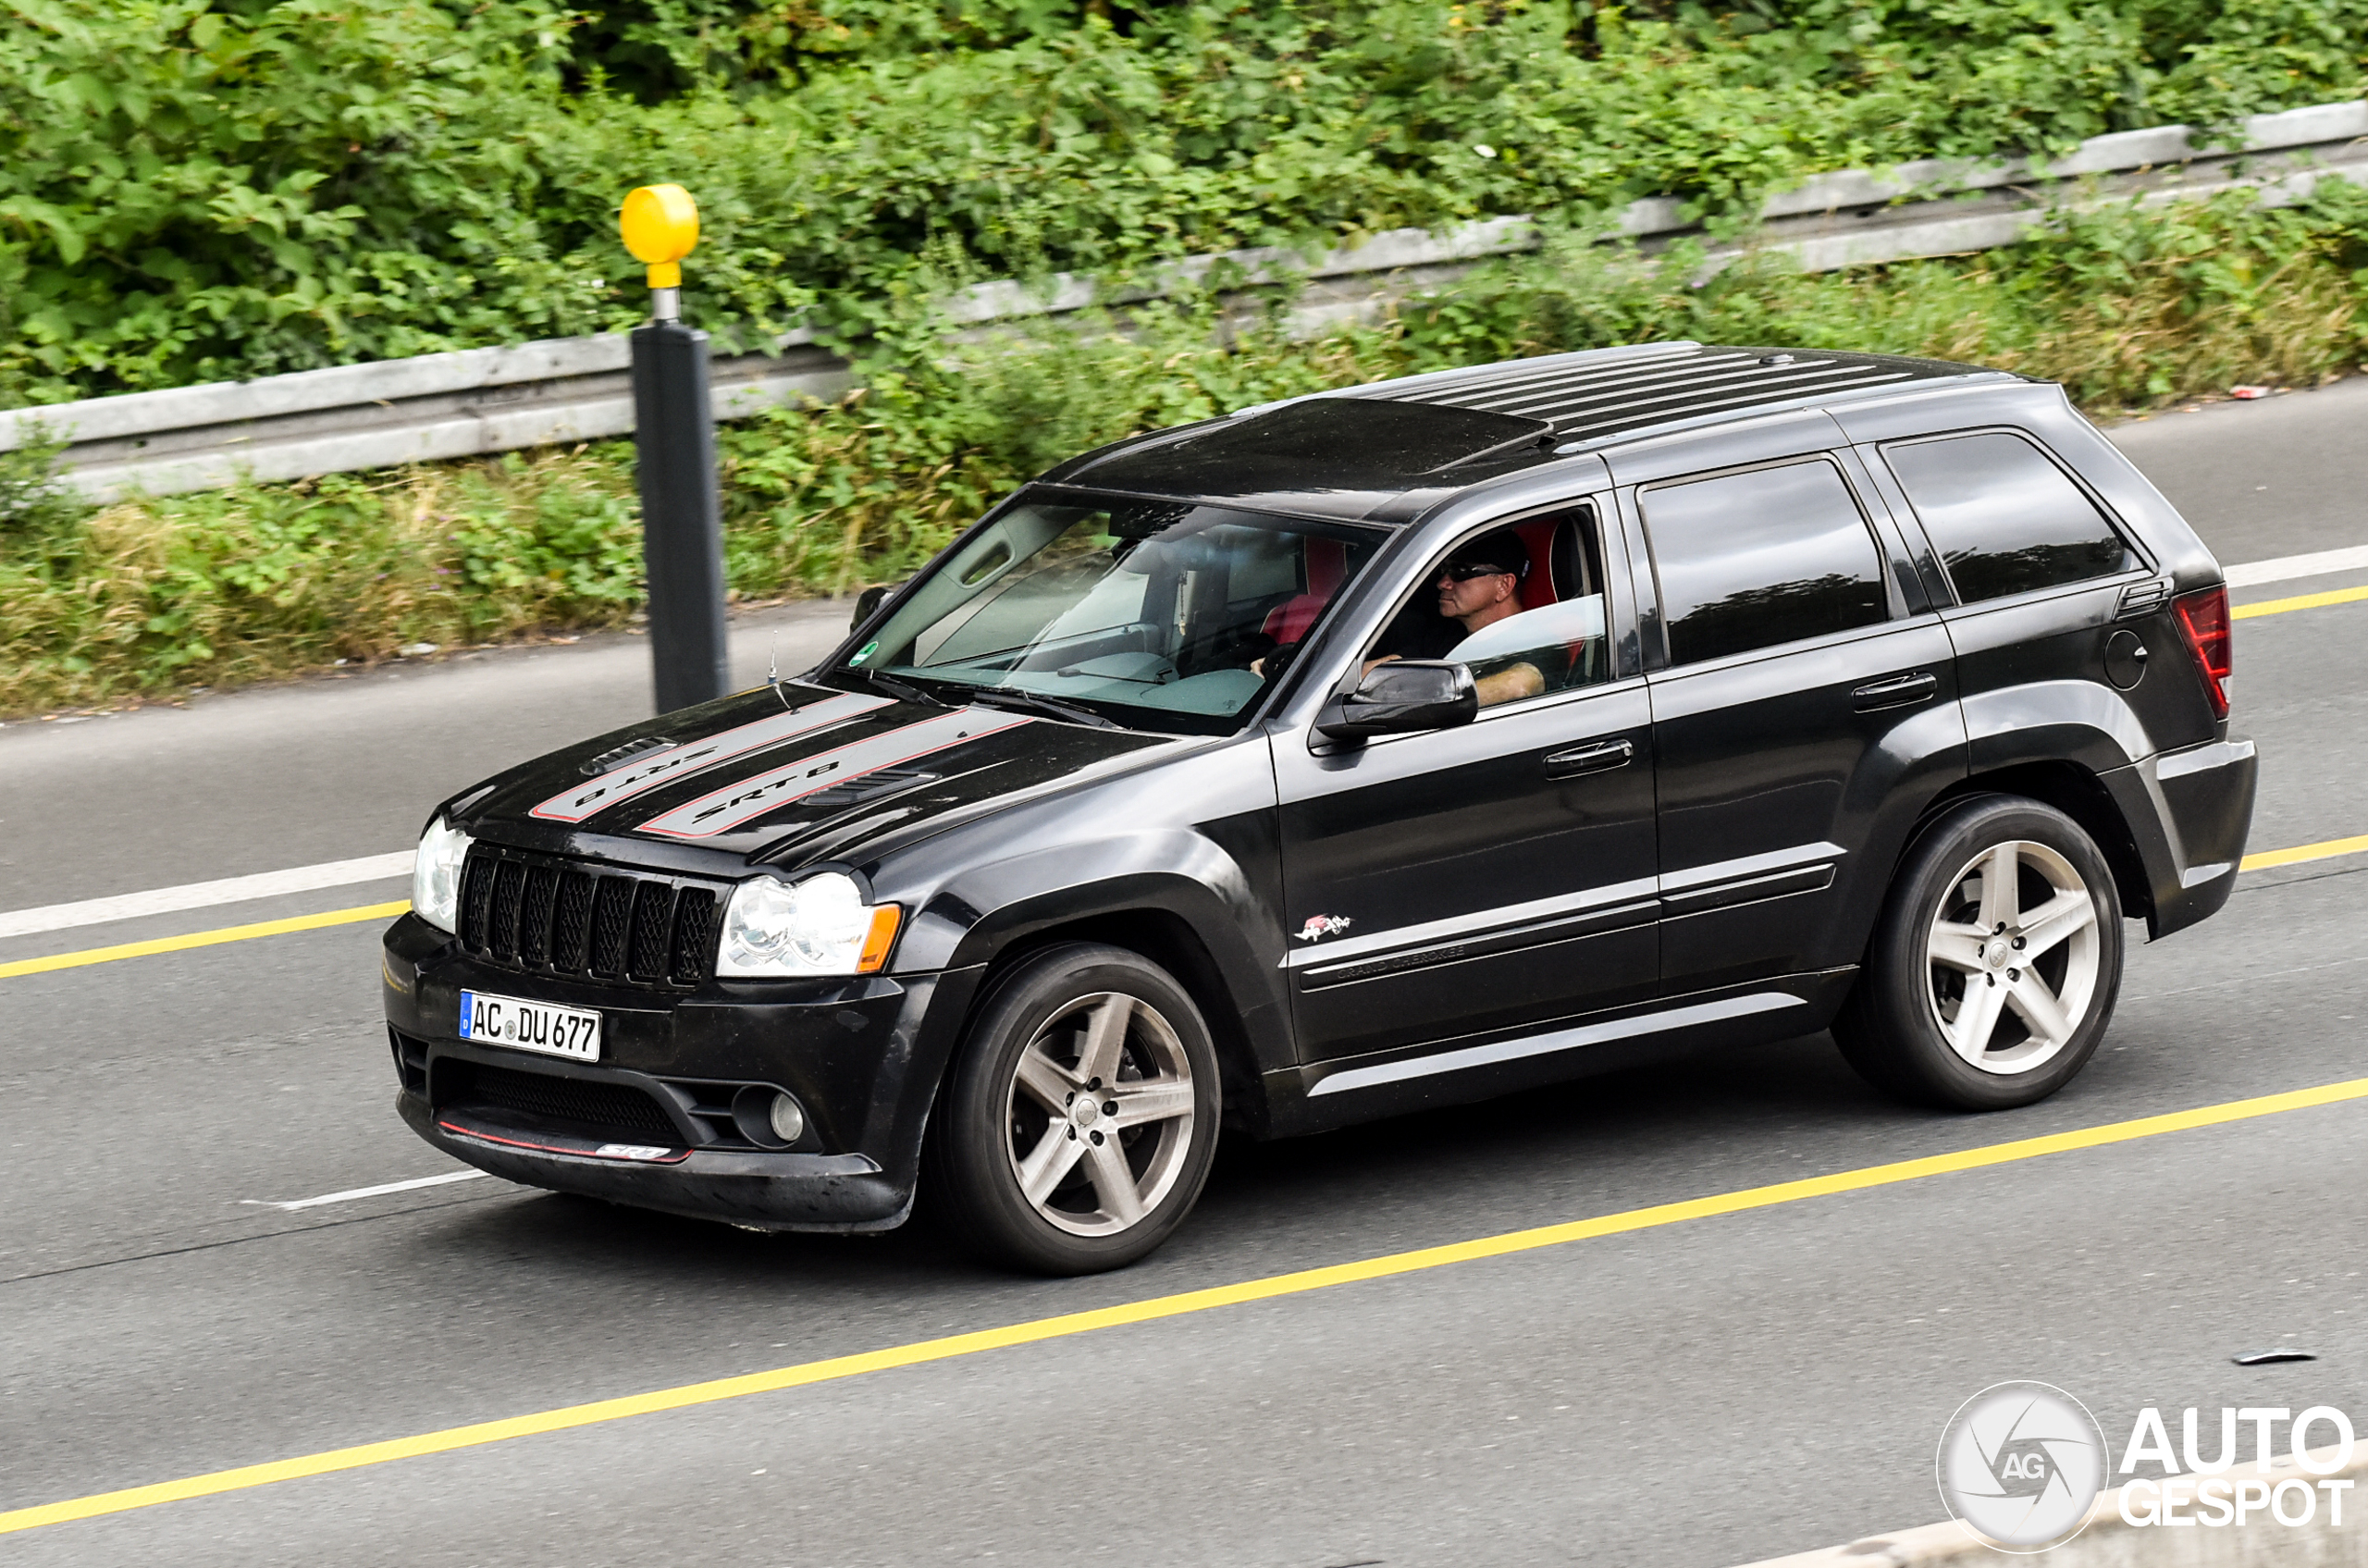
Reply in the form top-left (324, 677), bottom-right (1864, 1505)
top-left (839, 494), bottom-right (1384, 735)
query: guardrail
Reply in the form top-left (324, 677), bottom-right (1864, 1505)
top-left (7, 99), bottom-right (2363, 502)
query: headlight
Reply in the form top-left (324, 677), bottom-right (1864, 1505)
top-left (717, 871), bottom-right (901, 978)
top-left (412, 816), bottom-right (473, 933)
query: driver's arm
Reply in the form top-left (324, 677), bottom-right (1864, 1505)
top-left (1473, 661), bottom-right (1544, 708)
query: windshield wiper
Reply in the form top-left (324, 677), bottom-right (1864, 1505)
top-left (962, 687), bottom-right (1124, 730)
top-left (842, 666), bottom-right (947, 708)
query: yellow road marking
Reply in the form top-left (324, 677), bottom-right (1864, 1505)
top-left (6, 1074), bottom-right (2368, 1536)
top-left (2234, 583), bottom-right (2368, 619)
top-left (0, 901), bottom-right (409, 981)
top-left (2240, 833), bottom-right (2368, 872)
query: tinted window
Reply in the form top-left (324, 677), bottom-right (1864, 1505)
top-left (1643, 461), bottom-right (1889, 665)
top-left (1884, 432), bottom-right (2132, 603)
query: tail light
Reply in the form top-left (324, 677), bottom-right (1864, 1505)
top-left (2172, 586), bottom-right (2232, 719)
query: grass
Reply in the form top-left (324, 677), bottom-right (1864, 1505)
top-left (4, 186), bottom-right (2363, 719)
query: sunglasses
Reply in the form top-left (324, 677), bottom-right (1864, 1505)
top-left (1438, 561), bottom-right (1516, 583)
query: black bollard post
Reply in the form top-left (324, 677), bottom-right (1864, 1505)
top-left (629, 315), bottom-right (729, 713)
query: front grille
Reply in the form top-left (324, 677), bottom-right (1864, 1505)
top-left (436, 1058), bottom-right (683, 1145)
top-left (459, 844), bottom-right (723, 991)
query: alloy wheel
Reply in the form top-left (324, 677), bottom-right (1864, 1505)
top-left (1923, 840), bottom-right (2103, 1075)
top-left (1002, 992), bottom-right (1198, 1236)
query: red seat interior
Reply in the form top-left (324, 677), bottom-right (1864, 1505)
top-left (1261, 537), bottom-right (1349, 644)
top-left (1511, 518), bottom-right (1560, 609)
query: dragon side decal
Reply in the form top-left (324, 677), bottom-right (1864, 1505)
top-left (528, 691), bottom-right (892, 824)
top-left (635, 709), bottom-right (1035, 840)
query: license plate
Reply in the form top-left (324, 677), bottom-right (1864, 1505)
top-left (458, 990), bottom-right (601, 1063)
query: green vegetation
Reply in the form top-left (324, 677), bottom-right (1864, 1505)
top-left (4, 0), bottom-right (2365, 403)
top-left (5, 185), bottom-right (2363, 716)
top-left (3, 0), bottom-right (2364, 712)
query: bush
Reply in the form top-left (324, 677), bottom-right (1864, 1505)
top-left (2, 175), bottom-right (2362, 716)
top-left (3, 0), bottom-right (2363, 405)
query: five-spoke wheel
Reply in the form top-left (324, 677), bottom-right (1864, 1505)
top-left (1922, 840), bottom-right (2103, 1075)
top-left (1835, 796), bottom-right (2124, 1109)
top-left (1005, 992), bottom-right (1200, 1236)
top-left (926, 944), bottom-right (1222, 1273)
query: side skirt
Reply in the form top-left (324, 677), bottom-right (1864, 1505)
top-left (1260, 969), bottom-right (1858, 1137)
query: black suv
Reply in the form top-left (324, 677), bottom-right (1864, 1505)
top-left (382, 340), bottom-right (2256, 1273)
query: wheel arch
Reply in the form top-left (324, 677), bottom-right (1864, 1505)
top-left (969, 909), bottom-right (1272, 1137)
top-left (1911, 762), bottom-right (2153, 922)
top-left (923, 878), bottom-right (1289, 1139)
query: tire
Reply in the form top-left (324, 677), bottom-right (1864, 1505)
top-left (924, 943), bottom-right (1223, 1275)
top-left (1833, 796), bottom-right (2125, 1111)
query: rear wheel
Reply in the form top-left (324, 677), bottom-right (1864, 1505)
top-left (1834, 796), bottom-right (2124, 1110)
top-left (925, 943), bottom-right (1221, 1274)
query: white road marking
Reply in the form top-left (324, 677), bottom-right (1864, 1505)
top-left (0, 852), bottom-right (413, 940)
top-left (0, 544), bottom-right (2350, 944)
top-left (2225, 545), bottom-right (2368, 587)
top-left (240, 1170), bottom-right (488, 1211)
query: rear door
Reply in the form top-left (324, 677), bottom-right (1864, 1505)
top-left (1632, 439), bottom-right (1967, 994)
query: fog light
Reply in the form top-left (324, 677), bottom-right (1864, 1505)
top-left (731, 1084), bottom-right (807, 1149)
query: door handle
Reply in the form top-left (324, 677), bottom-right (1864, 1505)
top-left (1852, 672), bottom-right (1938, 712)
top-left (1544, 738), bottom-right (1634, 779)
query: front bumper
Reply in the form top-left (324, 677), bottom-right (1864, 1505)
top-left (381, 912), bottom-right (983, 1231)
top-left (2104, 735), bottom-right (2259, 940)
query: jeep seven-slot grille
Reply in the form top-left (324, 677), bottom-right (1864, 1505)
top-left (459, 846), bottom-right (721, 989)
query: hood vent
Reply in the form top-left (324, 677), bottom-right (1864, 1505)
top-left (582, 735), bottom-right (675, 777)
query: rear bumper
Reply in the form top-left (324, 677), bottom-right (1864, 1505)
top-left (381, 912), bottom-right (985, 1231)
top-left (2106, 735), bottom-right (2259, 940)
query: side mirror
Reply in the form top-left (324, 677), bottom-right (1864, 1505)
top-left (1317, 661), bottom-right (1478, 739)
top-left (851, 582), bottom-right (896, 631)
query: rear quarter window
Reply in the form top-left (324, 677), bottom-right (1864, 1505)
top-left (1881, 431), bottom-right (2133, 604)
top-left (1642, 458), bottom-right (1890, 666)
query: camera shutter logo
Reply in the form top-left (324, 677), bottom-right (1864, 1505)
top-left (1936, 1381), bottom-right (2107, 1551)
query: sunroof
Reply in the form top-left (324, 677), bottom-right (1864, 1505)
top-left (1079, 397), bottom-right (1554, 501)
top-left (1195, 399), bottom-right (1552, 475)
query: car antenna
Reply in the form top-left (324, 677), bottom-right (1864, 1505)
top-left (767, 630), bottom-right (791, 708)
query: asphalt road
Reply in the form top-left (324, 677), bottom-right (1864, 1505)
top-left (2, 384), bottom-right (2364, 1566)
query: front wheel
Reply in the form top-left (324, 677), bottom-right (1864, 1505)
top-left (1834, 796), bottom-right (2125, 1110)
top-left (925, 943), bottom-right (1222, 1274)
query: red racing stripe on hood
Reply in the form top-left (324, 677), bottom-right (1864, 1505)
top-left (635, 709), bottom-right (1034, 840)
top-left (529, 692), bottom-right (892, 824)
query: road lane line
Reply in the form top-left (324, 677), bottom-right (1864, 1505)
top-left (0, 831), bottom-right (2361, 986)
top-left (2233, 584), bottom-right (2368, 619)
top-left (7, 1074), bottom-right (2368, 1537)
top-left (0, 853), bottom-right (413, 940)
top-left (2240, 833), bottom-right (2368, 872)
top-left (0, 549), bottom-right (2325, 945)
top-left (240, 1171), bottom-right (488, 1212)
top-left (0, 901), bottom-right (410, 981)
top-left (2225, 545), bottom-right (2368, 587)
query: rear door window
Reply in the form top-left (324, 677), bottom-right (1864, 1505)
top-left (1641, 459), bottom-right (1889, 666)
top-left (1881, 431), bottom-right (2133, 604)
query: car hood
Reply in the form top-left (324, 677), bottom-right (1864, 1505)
top-left (452, 682), bottom-right (1177, 867)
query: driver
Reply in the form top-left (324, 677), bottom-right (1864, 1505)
top-left (1366, 532), bottom-right (1546, 708)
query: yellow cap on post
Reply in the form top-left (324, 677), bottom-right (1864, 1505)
top-left (621, 184), bottom-right (700, 290)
